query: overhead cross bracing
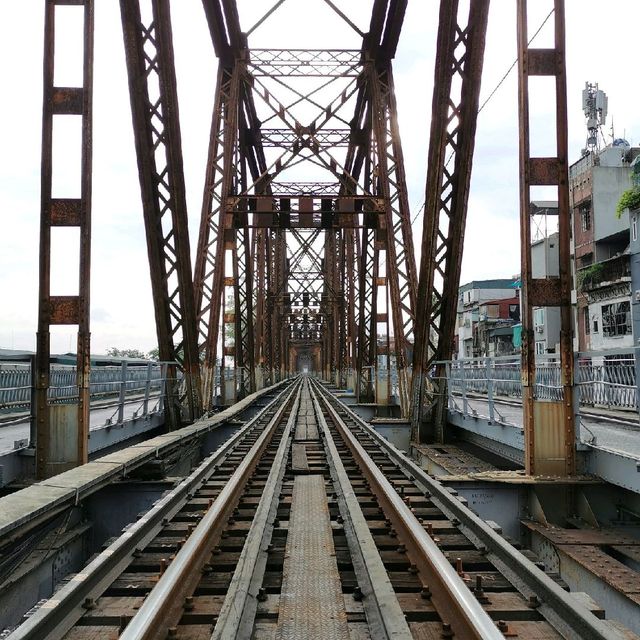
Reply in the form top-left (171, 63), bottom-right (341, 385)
top-left (190, 0), bottom-right (418, 416)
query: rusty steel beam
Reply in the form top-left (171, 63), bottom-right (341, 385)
top-left (194, 0), bottom-right (416, 399)
top-left (120, 0), bottom-right (202, 425)
top-left (338, 227), bottom-right (357, 388)
top-left (322, 229), bottom-right (341, 385)
top-left (196, 0), bottom-right (269, 407)
top-left (233, 200), bottom-right (256, 397)
top-left (367, 62), bottom-right (417, 415)
top-left (331, 1), bottom-right (417, 412)
top-left (194, 65), bottom-right (234, 408)
top-left (253, 227), bottom-right (268, 388)
top-left (365, 0), bottom-right (408, 62)
top-left (273, 229), bottom-right (288, 380)
top-left (411, 0), bottom-right (490, 442)
top-left (194, 63), bottom-right (259, 406)
top-left (35, 0), bottom-right (94, 479)
top-left (357, 225), bottom-right (379, 403)
top-left (517, 0), bottom-right (576, 476)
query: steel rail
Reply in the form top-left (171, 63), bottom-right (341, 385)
top-left (309, 385), bottom-right (413, 640)
top-left (314, 382), bottom-right (628, 640)
top-left (311, 380), bottom-right (503, 640)
top-left (6, 382), bottom-right (297, 640)
top-left (119, 380), bottom-right (302, 640)
top-left (0, 379), bottom-right (291, 547)
top-left (210, 383), bottom-right (301, 638)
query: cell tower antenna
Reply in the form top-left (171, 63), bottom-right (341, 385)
top-left (581, 81), bottom-right (608, 156)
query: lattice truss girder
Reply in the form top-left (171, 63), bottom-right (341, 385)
top-left (411, 0), bottom-right (490, 441)
top-left (194, 60), bottom-right (260, 406)
top-left (195, 42), bottom-right (366, 402)
top-left (191, 0), bottom-right (417, 412)
top-left (120, 0), bottom-right (203, 425)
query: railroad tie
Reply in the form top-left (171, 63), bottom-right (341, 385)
top-left (275, 474), bottom-right (349, 639)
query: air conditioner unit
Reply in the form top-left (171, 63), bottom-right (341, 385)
top-left (535, 325), bottom-right (544, 333)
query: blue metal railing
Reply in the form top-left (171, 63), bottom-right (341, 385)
top-left (0, 360), bottom-right (172, 429)
top-left (440, 347), bottom-right (638, 415)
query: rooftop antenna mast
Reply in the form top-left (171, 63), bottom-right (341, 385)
top-left (581, 81), bottom-right (607, 155)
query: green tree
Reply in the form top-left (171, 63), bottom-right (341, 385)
top-left (106, 347), bottom-right (148, 359)
top-left (616, 186), bottom-right (640, 218)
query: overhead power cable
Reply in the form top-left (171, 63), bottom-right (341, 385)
top-left (409, 8), bottom-right (556, 227)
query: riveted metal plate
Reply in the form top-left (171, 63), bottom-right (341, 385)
top-left (276, 475), bottom-right (349, 639)
top-left (560, 545), bottom-right (640, 595)
top-left (523, 521), bottom-right (640, 547)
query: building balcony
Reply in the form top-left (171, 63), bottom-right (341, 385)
top-left (577, 254), bottom-right (631, 293)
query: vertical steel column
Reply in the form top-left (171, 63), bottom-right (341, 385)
top-left (517, 0), bottom-right (576, 476)
top-left (342, 228), bottom-right (358, 389)
top-left (338, 227), bottom-right (356, 388)
top-left (322, 228), bottom-right (341, 385)
top-left (368, 63), bottom-right (417, 416)
top-left (120, 0), bottom-right (202, 425)
top-left (194, 62), bottom-right (256, 405)
top-left (35, 0), bottom-right (93, 479)
top-left (357, 224), bottom-right (379, 403)
top-left (253, 227), bottom-right (268, 389)
top-left (411, 0), bottom-right (490, 442)
top-left (263, 229), bottom-right (278, 384)
top-left (233, 208), bottom-right (256, 397)
top-left (356, 124), bottom-right (378, 403)
top-left (194, 66), bottom-right (233, 408)
top-left (272, 229), bottom-right (287, 382)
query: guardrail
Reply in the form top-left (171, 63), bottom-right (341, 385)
top-left (441, 348), bottom-right (638, 412)
top-left (0, 359), bottom-right (172, 428)
top-left (0, 361), bottom-right (286, 427)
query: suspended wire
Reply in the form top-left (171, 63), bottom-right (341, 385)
top-left (409, 8), bottom-right (556, 228)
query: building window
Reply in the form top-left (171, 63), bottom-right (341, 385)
top-left (633, 215), bottom-right (638, 242)
top-left (601, 301), bottom-right (631, 337)
top-left (593, 317), bottom-right (599, 333)
top-left (534, 308), bottom-right (544, 326)
top-left (583, 307), bottom-right (590, 335)
top-left (535, 341), bottom-right (546, 355)
top-left (580, 205), bottom-right (591, 232)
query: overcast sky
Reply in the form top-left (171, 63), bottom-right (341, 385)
top-left (1, 0), bottom-right (638, 355)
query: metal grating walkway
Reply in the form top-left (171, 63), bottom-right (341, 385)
top-left (275, 474), bottom-right (349, 639)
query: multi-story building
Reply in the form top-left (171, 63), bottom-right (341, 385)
top-left (473, 297), bottom-right (520, 357)
top-left (455, 279), bottom-right (519, 358)
top-left (570, 142), bottom-right (640, 352)
top-left (531, 228), bottom-right (561, 354)
top-left (631, 194), bottom-right (640, 351)
top-left (630, 190), bottom-right (640, 389)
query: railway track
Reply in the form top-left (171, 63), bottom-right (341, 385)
top-left (6, 377), bottom-right (626, 639)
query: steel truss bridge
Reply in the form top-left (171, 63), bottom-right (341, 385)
top-left (2, 3), bottom-right (640, 638)
top-left (32, 0), bottom-right (579, 483)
